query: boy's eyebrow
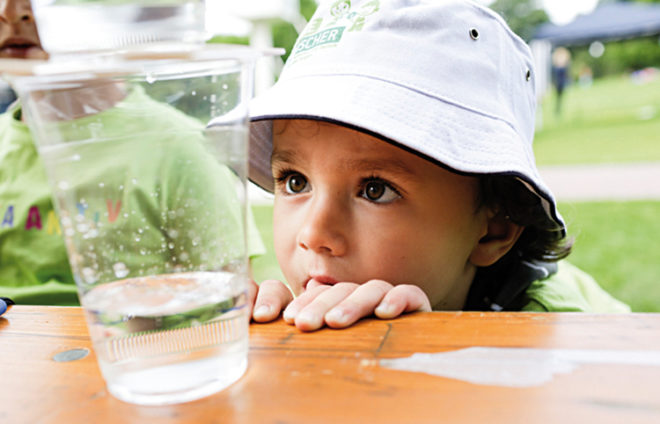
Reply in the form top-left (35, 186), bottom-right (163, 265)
top-left (342, 157), bottom-right (417, 177)
top-left (270, 149), bottom-right (298, 167)
top-left (271, 148), bottom-right (417, 177)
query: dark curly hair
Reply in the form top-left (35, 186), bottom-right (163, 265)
top-left (465, 174), bottom-right (573, 311)
top-left (478, 174), bottom-right (572, 262)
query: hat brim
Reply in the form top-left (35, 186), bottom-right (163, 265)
top-left (249, 74), bottom-right (564, 233)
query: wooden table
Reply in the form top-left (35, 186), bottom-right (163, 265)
top-left (1, 306), bottom-right (659, 423)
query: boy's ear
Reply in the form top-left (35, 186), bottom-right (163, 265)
top-left (469, 213), bottom-right (524, 267)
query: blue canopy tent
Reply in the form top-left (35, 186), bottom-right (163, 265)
top-left (529, 2), bottom-right (660, 120)
top-left (534, 2), bottom-right (660, 46)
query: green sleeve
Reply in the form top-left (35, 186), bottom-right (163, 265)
top-left (1, 280), bottom-right (79, 306)
top-left (521, 261), bottom-right (630, 313)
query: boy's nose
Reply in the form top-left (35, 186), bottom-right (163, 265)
top-left (296, 194), bottom-right (348, 256)
top-left (0, 1), bottom-right (34, 24)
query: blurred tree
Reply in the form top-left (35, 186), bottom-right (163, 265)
top-left (489, 0), bottom-right (549, 41)
top-left (570, 36), bottom-right (660, 79)
top-left (570, 0), bottom-right (660, 78)
top-left (271, 0), bottom-right (318, 62)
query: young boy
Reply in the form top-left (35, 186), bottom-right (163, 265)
top-left (248, 0), bottom-right (630, 331)
top-left (0, 0), bottom-right (264, 305)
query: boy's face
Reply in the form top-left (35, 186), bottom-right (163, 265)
top-left (271, 120), bottom-right (491, 310)
top-left (0, 0), bottom-right (47, 59)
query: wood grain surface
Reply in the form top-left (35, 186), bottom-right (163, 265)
top-left (1, 306), bottom-right (659, 424)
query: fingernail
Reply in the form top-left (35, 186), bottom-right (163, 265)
top-left (253, 305), bottom-right (271, 319)
top-left (283, 307), bottom-right (295, 322)
top-left (326, 308), bottom-right (348, 325)
top-left (375, 303), bottom-right (395, 317)
top-left (296, 310), bottom-right (320, 327)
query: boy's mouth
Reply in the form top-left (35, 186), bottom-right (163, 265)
top-left (0, 38), bottom-right (46, 59)
top-left (304, 275), bottom-right (340, 289)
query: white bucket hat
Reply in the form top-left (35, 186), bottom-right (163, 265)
top-left (249, 0), bottom-right (565, 233)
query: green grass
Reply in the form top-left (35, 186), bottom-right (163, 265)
top-left (534, 75), bottom-right (660, 312)
top-left (558, 201), bottom-right (660, 313)
top-left (534, 75), bottom-right (660, 165)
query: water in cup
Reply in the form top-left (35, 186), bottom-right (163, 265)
top-left (83, 271), bottom-right (248, 405)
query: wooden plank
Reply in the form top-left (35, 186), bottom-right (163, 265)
top-left (1, 307), bottom-right (659, 424)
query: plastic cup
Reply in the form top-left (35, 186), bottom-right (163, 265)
top-left (32, 0), bottom-right (208, 53)
top-left (9, 44), bottom-right (271, 405)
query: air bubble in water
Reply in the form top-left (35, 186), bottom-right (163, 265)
top-left (139, 248), bottom-right (147, 255)
top-left (82, 267), bottom-right (97, 284)
top-left (135, 236), bottom-right (141, 242)
top-left (112, 262), bottom-right (129, 279)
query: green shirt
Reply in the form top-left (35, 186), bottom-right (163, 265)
top-left (522, 261), bottom-right (630, 313)
top-left (0, 87), bottom-right (264, 305)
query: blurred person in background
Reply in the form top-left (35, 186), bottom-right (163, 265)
top-left (552, 46), bottom-right (571, 117)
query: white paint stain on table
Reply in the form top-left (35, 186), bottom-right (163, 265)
top-left (379, 347), bottom-right (660, 387)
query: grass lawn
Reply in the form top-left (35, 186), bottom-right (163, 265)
top-left (535, 73), bottom-right (660, 312)
top-left (534, 75), bottom-right (660, 165)
top-left (559, 201), bottom-right (660, 313)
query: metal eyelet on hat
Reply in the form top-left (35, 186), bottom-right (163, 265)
top-left (526, 69), bottom-right (531, 81)
top-left (469, 28), bottom-right (479, 40)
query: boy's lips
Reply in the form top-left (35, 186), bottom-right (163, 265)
top-left (0, 38), bottom-right (46, 59)
top-left (304, 275), bottom-right (339, 289)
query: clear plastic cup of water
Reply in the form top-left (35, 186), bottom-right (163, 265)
top-left (9, 44), bottom-right (275, 405)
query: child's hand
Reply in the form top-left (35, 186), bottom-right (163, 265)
top-left (283, 279), bottom-right (431, 332)
top-left (249, 279), bottom-right (295, 323)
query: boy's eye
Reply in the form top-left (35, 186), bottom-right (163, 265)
top-left (361, 180), bottom-right (400, 203)
top-left (285, 173), bottom-right (309, 194)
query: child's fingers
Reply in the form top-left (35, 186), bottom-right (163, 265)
top-left (252, 279), bottom-right (294, 323)
top-left (291, 283), bottom-right (359, 331)
top-left (282, 284), bottom-right (333, 324)
top-left (324, 280), bottom-right (393, 328)
top-left (374, 284), bottom-right (432, 319)
top-left (246, 279), bottom-right (259, 318)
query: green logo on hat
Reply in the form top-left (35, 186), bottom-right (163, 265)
top-left (290, 0), bottom-right (380, 60)
top-left (294, 27), bottom-right (346, 54)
